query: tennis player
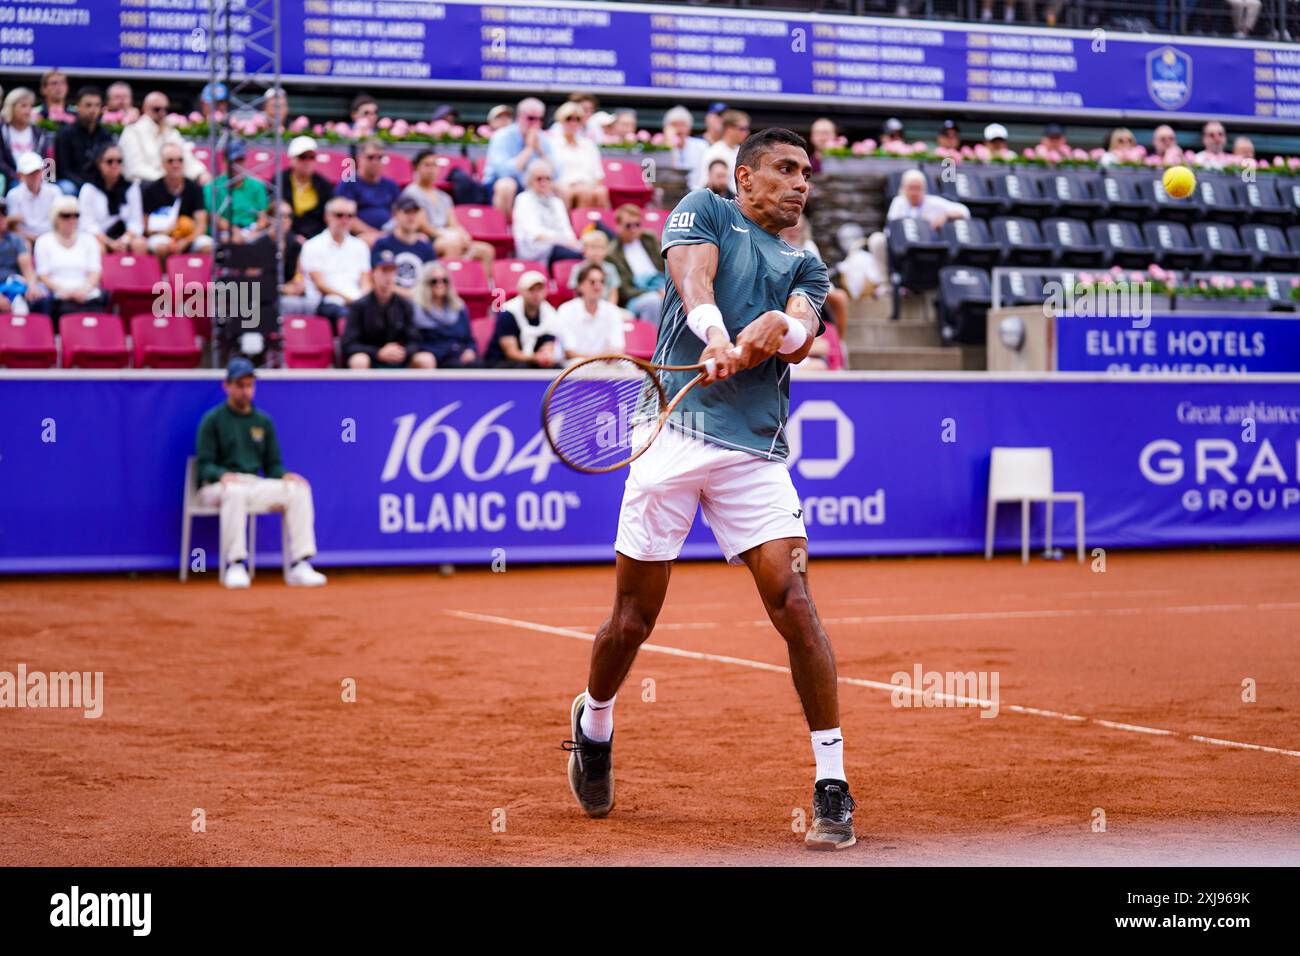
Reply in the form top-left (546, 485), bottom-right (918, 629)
top-left (563, 128), bottom-right (855, 850)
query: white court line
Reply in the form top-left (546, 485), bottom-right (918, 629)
top-left (446, 608), bottom-right (1300, 759)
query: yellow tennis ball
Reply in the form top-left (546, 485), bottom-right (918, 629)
top-left (1163, 165), bottom-right (1196, 200)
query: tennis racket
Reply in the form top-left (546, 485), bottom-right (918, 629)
top-left (540, 350), bottom-right (739, 474)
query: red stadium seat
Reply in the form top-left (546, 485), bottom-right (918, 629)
top-left (191, 145), bottom-right (216, 176)
top-left (102, 252), bottom-right (164, 319)
top-left (380, 152), bottom-right (413, 187)
top-left (820, 320), bottom-right (846, 371)
top-left (570, 207), bottom-right (615, 237)
top-left (491, 258), bottom-right (547, 292)
top-left (433, 154), bottom-right (472, 191)
top-left (548, 259), bottom-right (580, 307)
top-left (473, 155), bottom-right (487, 179)
top-left (130, 313), bottom-right (201, 369)
top-left (444, 258), bottom-right (493, 319)
top-left (456, 204), bottom-right (514, 258)
top-left (60, 313), bottom-right (128, 368)
top-left (243, 147), bottom-right (280, 183)
top-left (623, 318), bottom-right (657, 360)
top-left (640, 206), bottom-right (669, 241)
top-left (470, 314), bottom-right (496, 357)
top-left (0, 312), bottom-right (56, 368)
top-left (281, 314), bottom-right (336, 368)
top-left (602, 158), bottom-right (653, 208)
top-left (313, 149), bottom-right (349, 184)
top-left (164, 253), bottom-right (215, 337)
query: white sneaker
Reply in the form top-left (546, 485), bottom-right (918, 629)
top-left (223, 563), bottom-right (251, 589)
top-left (286, 560), bottom-right (327, 587)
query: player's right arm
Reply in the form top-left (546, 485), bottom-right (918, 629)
top-left (665, 243), bottom-right (739, 383)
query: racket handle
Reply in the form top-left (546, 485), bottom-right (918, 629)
top-left (702, 347), bottom-right (743, 377)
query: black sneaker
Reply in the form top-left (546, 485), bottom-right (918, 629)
top-left (561, 693), bottom-right (614, 818)
top-left (806, 778), bottom-right (856, 850)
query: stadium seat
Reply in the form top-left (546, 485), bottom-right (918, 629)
top-left (0, 312), bottom-right (57, 368)
top-left (1191, 223), bottom-right (1253, 271)
top-left (602, 158), bottom-right (653, 207)
top-left (165, 253), bottom-right (215, 337)
top-left (1144, 172), bottom-right (1204, 224)
top-left (313, 149), bottom-right (349, 184)
top-left (1240, 224), bottom-right (1300, 272)
top-left (102, 252), bottom-right (164, 319)
top-left (1141, 221), bottom-right (1203, 271)
top-left (640, 207), bottom-right (669, 240)
top-left (281, 314), bottom-right (336, 368)
top-left (989, 170), bottom-right (1055, 219)
top-left (991, 216), bottom-right (1054, 267)
top-left (1196, 175), bottom-right (1248, 223)
top-left (1097, 172), bottom-right (1154, 221)
top-left (445, 257), bottom-right (493, 318)
top-left (1093, 219), bottom-right (1156, 269)
top-left (380, 152), bottom-right (413, 187)
top-left (456, 204), bottom-right (514, 258)
top-left (943, 217), bottom-right (1002, 269)
top-left (549, 259), bottom-right (580, 307)
top-left (886, 217), bottom-right (949, 291)
top-left (1287, 225), bottom-right (1300, 255)
top-left (571, 207), bottom-right (616, 237)
top-left (622, 318), bottom-right (658, 360)
top-left (1274, 177), bottom-right (1300, 218)
top-left (470, 314), bottom-right (496, 357)
top-left (432, 154), bottom-right (472, 191)
top-left (191, 145), bottom-right (215, 176)
top-left (1036, 169), bottom-right (1106, 220)
top-left (492, 258), bottom-right (548, 293)
top-left (130, 313), bottom-right (202, 368)
top-left (938, 265), bottom-right (992, 345)
top-left (995, 270), bottom-right (1048, 307)
top-left (60, 313), bottom-right (129, 368)
top-left (243, 146), bottom-right (280, 183)
top-left (179, 455), bottom-right (288, 584)
top-left (1258, 274), bottom-right (1300, 311)
top-left (1042, 218), bottom-right (1106, 267)
top-left (938, 167), bottom-right (1003, 219)
top-left (1241, 176), bottom-right (1293, 225)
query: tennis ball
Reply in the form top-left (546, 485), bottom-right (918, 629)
top-left (1163, 165), bottom-right (1196, 200)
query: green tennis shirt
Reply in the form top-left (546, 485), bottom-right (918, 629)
top-left (654, 188), bottom-right (829, 461)
top-left (195, 401), bottom-right (285, 486)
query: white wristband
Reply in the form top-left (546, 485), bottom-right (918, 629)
top-left (779, 312), bottom-right (809, 353)
top-left (686, 303), bottom-right (727, 343)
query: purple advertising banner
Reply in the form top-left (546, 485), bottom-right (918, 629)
top-left (1, 371), bottom-right (1298, 574)
top-left (1056, 313), bottom-right (1300, 374)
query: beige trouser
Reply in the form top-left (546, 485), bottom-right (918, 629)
top-left (867, 231), bottom-right (889, 286)
top-left (197, 476), bottom-right (317, 565)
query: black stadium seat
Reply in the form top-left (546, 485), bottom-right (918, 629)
top-left (938, 266), bottom-right (992, 344)
top-left (989, 169), bottom-right (1055, 219)
top-left (1042, 217), bottom-right (1107, 266)
top-left (992, 216), bottom-right (1054, 266)
top-left (1093, 219), bottom-right (1155, 268)
top-left (1239, 224), bottom-right (1300, 272)
top-left (886, 217), bottom-right (949, 320)
top-left (1098, 171), bottom-right (1155, 221)
top-left (1036, 169), bottom-right (1106, 220)
top-left (1274, 177), bottom-right (1300, 218)
top-left (939, 167), bottom-right (1003, 219)
top-left (1259, 274), bottom-right (1300, 311)
top-left (1241, 176), bottom-right (1294, 225)
top-left (1142, 221), bottom-right (1203, 270)
top-left (1196, 175), bottom-right (1248, 224)
top-left (1287, 225), bottom-right (1300, 253)
top-left (1191, 222), bottom-right (1253, 271)
top-left (1145, 171), bottom-right (1205, 224)
top-left (995, 269), bottom-right (1047, 307)
top-left (943, 217), bottom-right (1003, 269)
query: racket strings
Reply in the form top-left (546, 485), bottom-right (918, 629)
top-left (545, 359), bottom-right (665, 471)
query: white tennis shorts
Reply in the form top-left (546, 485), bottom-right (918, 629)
top-left (614, 425), bottom-right (807, 565)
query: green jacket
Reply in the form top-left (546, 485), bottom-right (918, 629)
top-left (195, 401), bottom-right (285, 486)
top-left (607, 233), bottom-right (664, 308)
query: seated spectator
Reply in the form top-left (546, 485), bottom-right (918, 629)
top-left (78, 143), bottom-right (144, 255)
top-left (486, 270), bottom-right (561, 368)
top-left (5, 152), bottom-right (60, 242)
top-left (512, 159), bottom-right (584, 269)
top-left (867, 170), bottom-right (970, 297)
top-left (198, 82), bottom-right (228, 121)
top-left (411, 260), bottom-right (477, 368)
top-left (664, 106), bottom-right (709, 188)
top-left (550, 102), bottom-right (608, 209)
top-left (703, 102), bottom-right (727, 146)
top-left (982, 123), bottom-right (1016, 160)
top-left (349, 94), bottom-right (379, 136)
top-left (1195, 121), bottom-right (1230, 170)
top-left (808, 117), bottom-right (839, 175)
top-left (335, 138), bottom-right (401, 243)
top-left (267, 202), bottom-right (311, 316)
top-left (36, 69), bottom-right (72, 124)
top-left (696, 110), bottom-right (750, 190)
top-left (1227, 0), bottom-right (1262, 37)
top-left (53, 86), bottom-right (113, 195)
top-left (0, 198), bottom-right (37, 312)
top-left (569, 93), bottom-right (605, 141)
top-left (1038, 122), bottom-right (1070, 156)
top-left (280, 136), bottom-right (333, 240)
top-left (480, 97), bottom-right (556, 218)
top-left (603, 109), bottom-right (638, 145)
top-left (1100, 128), bottom-right (1139, 166)
top-left (263, 90), bottom-right (289, 132)
top-left (880, 117), bottom-right (906, 149)
top-left (194, 357), bottom-right (327, 590)
top-left (936, 119), bottom-right (961, 153)
top-left (1, 88), bottom-right (54, 190)
top-left (432, 104), bottom-right (458, 126)
top-left (705, 158), bottom-right (735, 200)
top-left (486, 104), bottom-right (514, 131)
top-left (401, 150), bottom-right (493, 266)
top-left (553, 264), bottom-right (626, 362)
top-left (32, 195), bottom-right (110, 328)
top-left (1151, 124), bottom-right (1183, 165)
top-left (204, 141), bottom-right (270, 243)
top-left (119, 91), bottom-right (209, 184)
top-left (1233, 136), bottom-right (1256, 161)
top-left (566, 230), bottom-right (620, 303)
top-left (298, 197), bottom-right (371, 330)
top-left (608, 203), bottom-right (666, 326)
top-left (137, 143), bottom-right (214, 257)
top-left (103, 81), bottom-right (138, 125)
top-left (341, 248), bottom-right (430, 369)
top-left (372, 195), bottom-right (436, 301)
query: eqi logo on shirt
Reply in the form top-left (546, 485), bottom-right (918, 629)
top-left (666, 212), bottom-right (696, 231)
top-left (250, 426), bottom-right (265, 443)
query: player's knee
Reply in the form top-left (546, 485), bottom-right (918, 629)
top-left (612, 605), bottom-right (654, 646)
top-left (768, 578), bottom-right (814, 623)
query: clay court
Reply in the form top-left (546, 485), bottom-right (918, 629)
top-left (2, 547), bottom-right (1298, 866)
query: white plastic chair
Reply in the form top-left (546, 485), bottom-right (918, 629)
top-left (984, 447), bottom-right (1085, 564)
top-left (179, 456), bottom-right (289, 582)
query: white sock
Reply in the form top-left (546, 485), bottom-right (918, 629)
top-left (579, 690), bottom-right (616, 742)
top-left (811, 727), bottom-right (846, 783)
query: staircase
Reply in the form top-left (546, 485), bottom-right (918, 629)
top-left (840, 292), bottom-right (986, 371)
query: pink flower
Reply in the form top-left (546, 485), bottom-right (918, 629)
top-left (1240, 279), bottom-right (1255, 289)
top-left (165, 112), bottom-right (188, 128)
top-left (413, 121), bottom-right (433, 135)
top-left (1077, 272), bottom-right (1094, 285)
top-left (959, 144), bottom-right (975, 159)
top-left (1022, 147), bottom-right (1036, 159)
top-left (850, 140), bottom-right (870, 155)
top-left (476, 124), bottom-right (492, 139)
top-left (312, 124), bottom-right (324, 136)
top-left (188, 111), bottom-right (204, 124)
top-left (449, 124), bottom-right (466, 138)
top-left (391, 120), bottom-right (410, 138)
top-left (1129, 271), bottom-right (1145, 284)
top-left (335, 123), bottom-right (353, 139)
top-left (650, 132), bottom-right (665, 145)
top-left (1290, 278), bottom-right (1300, 288)
top-left (910, 140), bottom-right (928, 154)
top-left (974, 144), bottom-right (991, 162)
top-left (290, 115), bottom-right (310, 132)
top-left (378, 116), bottom-right (393, 130)
top-left (430, 119), bottom-right (451, 137)
top-left (637, 129), bottom-right (651, 142)
top-left (1288, 157), bottom-right (1300, 171)
top-left (1274, 155), bottom-right (1287, 167)
top-left (1210, 274), bottom-right (1228, 290)
top-left (1110, 264), bottom-right (1124, 274)
top-left (1089, 147), bottom-right (1106, 160)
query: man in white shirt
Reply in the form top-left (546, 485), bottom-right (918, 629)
top-left (5, 152), bottom-right (60, 242)
top-left (553, 263), bottom-right (626, 363)
top-left (1194, 121), bottom-right (1230, 171)
top-left (298, 197), bottom-right (372, 330)
top-left (665, 106), bottom-right (709, 190)
top-left (866, 170), bottom-right (970, 295)
top-left (119, 92), bottom-right (209, 184)
top-left (695, 110), bottom-right (750, 193)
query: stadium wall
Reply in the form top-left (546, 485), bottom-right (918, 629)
top-left (2, 371), bottom-right (1299, 574)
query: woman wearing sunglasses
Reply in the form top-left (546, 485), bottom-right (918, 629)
top-left (32, 194), bottom-right (110, 329)
top-left (78, 143), bottom-right (145, 255)
top-left (411, 260), bottom-right (478, 368)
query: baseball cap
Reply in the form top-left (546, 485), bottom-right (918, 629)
top-left (226, 140), bottom-right (247, 161)
top-left (1044, 122), bottom-right (1065, 137)
top-left (517, 270), bottom-right (548, 293)
top-left (487, 104), bottom-right (513, 123)
top-left (707, 102), bottom-right (728, 115)
top-left (941, 119), bottom-right (959, 132)
top-left (883, 117), bottom-right (904, 134)
top-left (432, 104), bottom-right (456, 121)
top-left (226, 356), bottom-right (256, 381)
top-left (392, 195), bottom-right (421, 213)
top-left (287, 136), bottom-right (318, 158)
top-left (984, 123), bottom-right (1009, 141)
top-left (16, 152), bottom-right (44, 176)
top-left (371, 247), bottom-right (398, 269)
top-left (200, 82), bottom-right (229, 104)
top-left (590, 111), bottom-right (615, 128)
